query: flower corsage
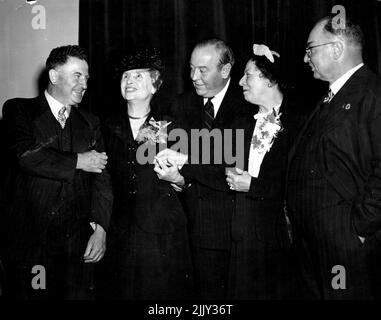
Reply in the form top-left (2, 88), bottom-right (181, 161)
top-left (251, 109), bottom-right (283, 154)
top-left (135, 117), bottom-right (171, 145)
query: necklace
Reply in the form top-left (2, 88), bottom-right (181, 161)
top-left (128, 110), bottom-right (150, 120)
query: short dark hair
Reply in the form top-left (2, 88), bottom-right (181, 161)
top-left (250, 54), bottom-right (286, 92)
top-left (321, 15), bottom-right (364, 49)
top-left (46, 45), bottom-right (88, 70)
top-left (195, 38), bottom-right (235, 69)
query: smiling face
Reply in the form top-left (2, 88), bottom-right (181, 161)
top-left (120, 68), bottom-right (156, 102)
top-left (239, 60), bottom-right (269, 105)
top-left (189, 45), bottom-right (229, 98)
top-left (49, 56), bottom-right (89, 106)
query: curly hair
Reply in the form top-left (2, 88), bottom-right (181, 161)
top-left (118, 48), bottom-right (164, 91)
top-left (45, 45), bottom-right (88, 70)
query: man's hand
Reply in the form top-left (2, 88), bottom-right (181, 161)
top-left (226, 167), bottom-right (251, 192)
top-left (155, 148), bottom-right (188, 169)
top-left (77, 150), bottom-right (108, 173)
top-left (154, 157), bottom-right (185, 186)
top-left (83, 224), bottom-right (106, 263)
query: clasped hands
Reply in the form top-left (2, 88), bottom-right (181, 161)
top-left (153, 148), bottom-right (188, 190)
top-left (225, 167), bottom-right (252, 192)
top-left (77, 150), bottom-right (108, 173)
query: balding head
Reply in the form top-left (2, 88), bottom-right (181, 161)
top-left (304, 16), bottom-right (364, 84)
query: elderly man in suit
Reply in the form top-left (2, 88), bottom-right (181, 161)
top-left (287, 16), bottom-right (381, 299)
top-left (2, 45), bottom-right (113, 299)
top-left (154, 39), bottom-right (250, 299)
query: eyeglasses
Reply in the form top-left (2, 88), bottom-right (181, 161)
top-left (305, 42), bottom-right (336, 58)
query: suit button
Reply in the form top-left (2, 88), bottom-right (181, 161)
top-left (167, 193), bottom-right (171, 197)
top-left (310, 169), bottom-right (315, 175)
top-left (50, 211), bottom-right (56, 216)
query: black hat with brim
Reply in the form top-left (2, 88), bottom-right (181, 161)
top-left (118, 47), bottom-right (164, 76)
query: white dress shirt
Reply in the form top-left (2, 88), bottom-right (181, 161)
top-left (44, 90), bottom-right (71, 121)
top-left (203, 78), bottom-right (231, 117)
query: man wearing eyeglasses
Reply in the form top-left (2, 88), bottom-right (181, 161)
top-left (287, 15), bottom-right (381, 299)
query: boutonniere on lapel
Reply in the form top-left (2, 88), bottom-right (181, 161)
top-left (136, 117), bottom-right (171, 145)
top-left (251, 108), bottom-right (283, 154)
top-left (342, 103), bottom-right (351, 110)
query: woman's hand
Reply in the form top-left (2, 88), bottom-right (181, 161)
top-left (226, 167), bottom-right (251, 192)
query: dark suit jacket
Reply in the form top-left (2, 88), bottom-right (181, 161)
top-left (2, 95), bottom-right (113, 262)
top-left (287, 65), bottom-right (381, 299)
top-left (289, 65), bottom-right (381, 238)
top-left (172, 82), bottom-right (252, 250)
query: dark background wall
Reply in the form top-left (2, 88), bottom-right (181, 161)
top-left (79, 0), bottom-right (381, 119)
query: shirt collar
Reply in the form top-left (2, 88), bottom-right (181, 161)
top-left (44, 90), bottom-right (71, 120)
top-left (330, 63), bottom-right (364, 95)
top-left (203, 78), bottom-right (230, 116)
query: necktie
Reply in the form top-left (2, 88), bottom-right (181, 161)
top-left (323, 89), bottom-right (334, 103)
top-left (318, 89), bottom-right (334, 120)
top-left (204, 97), bottom-right (214, 129)
top-left (58, 106), bottom-right (67, 128)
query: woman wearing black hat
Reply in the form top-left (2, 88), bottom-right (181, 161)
top-left (98, 48), bottom-right (193, 299)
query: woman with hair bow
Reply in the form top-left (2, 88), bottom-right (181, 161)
top-left (225, 44), bottom-right (303, 299)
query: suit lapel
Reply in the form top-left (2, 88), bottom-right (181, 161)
top-left (33, 95), bottom-right (60, 148)
top-left (70, 107), bottom-right (94, 152)
top-left (214, 84), bottom-right (238, 127)
top-left (185, 93), bottom-right (204, 128)
top-left (111, 113), bottom-right (137, 146)
top-left (319, 66), bottom-right (368, 136)
top-left (288, 65), bottom-right (369, 165)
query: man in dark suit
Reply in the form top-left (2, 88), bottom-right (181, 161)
top-left (287, 16), bottom-right (381, 299)
top-left (2, 45), bottom-right (113, 299)
top-left (154, 39), bottom-right (250, 299)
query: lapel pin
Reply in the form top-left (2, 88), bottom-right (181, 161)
top-left (342, 103), bottom-right (351, 110)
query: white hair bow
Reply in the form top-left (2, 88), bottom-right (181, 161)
top-left (252, 44), bottom-right (280, 63)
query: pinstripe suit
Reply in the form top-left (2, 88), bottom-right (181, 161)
top-left (287, 66), bottom-right (381, 299)
top-left (172, 82), bottom-right (251, 299)
top-left (2, 95), bottom-right (113, 299)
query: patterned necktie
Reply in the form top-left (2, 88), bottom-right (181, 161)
top-left (204, 97), bottom-right (214, 129)
top-left (58, 106), bottom-right (67, 128)
top-left (323, 89), bottom-right (334, 103)
top-left (319, 89), bottom-right (334, 119)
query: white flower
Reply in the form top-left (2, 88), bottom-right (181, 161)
top-left (252, 44), bottom-right (280, 63)
top-left (251, 110), bottom-right (282, 154)
top-left (136, 117), bottom-right (171, 144)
